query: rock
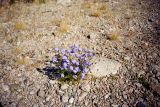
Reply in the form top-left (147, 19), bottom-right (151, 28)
top-left (78, 92), bottom-right (88, 102)
top-left (61, 84), bottom-right (69, 90)
top-left (124, 56), bottom-right (130, 60)
top-left (46, 95), bottom-right (52, 101)
top-left (122, 104), bottom-right (128, 107)
top-left (62, 95), bottom-right (69, 103)
top-left (104, 93), bottom-right (111, 99)
top-left (136, 101), bottom-right (146, 107)
top-left (135, 82), bottom-right (142, 87)
top-left (30, 90), bottom-right (36, 95)
top-left (150, 84), bottom-right (160, 95)
top-left (2, 84), bottom-right (10, 92)
top-left (80, 84), bottom-right (90, 92)
top-left (112, 104), bottom-right (119, 107)
top-left (32, 104), bottom-right (39, 107)
top-left (57, 90), bottom-right (64, 96)
top-left (123, 94), bottom-right (128, 99)
top-left (57, 0), bottom-right (71, 6)
top-left (68, 97), bottom-right (74, 104)
top-left (88, 32), bottom-right (97, 40)
top-left (90, 57), bottom-right (121, 77)
top-left (49, 80), bottom-right (57, 85)
top-left (37, 89), bottom-right (45, 98)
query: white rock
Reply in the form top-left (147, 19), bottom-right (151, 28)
top-left (68, 97), bottom-right (74, 104)
top-left (62, 95), bottom-right (69, 103)
top-left (80, 84), bottom-right (90, 92)
top-left (104, 93), bottom-right (111, 99)
top-left (61, 84), bottom-right (69, 90)
top-left (135, 82), bottom-right (142, 87)
top-left (91, 57), bottom-right (121, 77)
top-left (57, 0), bottom-right (71, 6)
top-left (112, 104), bottom-right (119, 107)
top-left (122, 104), bottom-right (128, 107)
top-left (2, 84), bottom-right (10, 92)
top-left (49, 80), bottom-right (57, 85)
top-left (78, 92), bottom-right (88, 102)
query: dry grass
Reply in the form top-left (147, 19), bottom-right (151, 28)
top-left (15, 22), bottom-right (26, 30)
top-left (90, 9), bottom-right (101, 17)
top-left (109, 32), bottom-right (120, 41)
top-left (59, 21), bottom-right (69, 33)
top-left (16, 56), bottom-right (30, 65)
top-left (12, 46), bottom-right (23, 55)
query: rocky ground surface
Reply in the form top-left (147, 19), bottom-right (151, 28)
top-left (0, 0), bottom-right (160, 107)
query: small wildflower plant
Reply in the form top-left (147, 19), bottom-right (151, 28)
top-left (52, 45), bottom-right (95, 82)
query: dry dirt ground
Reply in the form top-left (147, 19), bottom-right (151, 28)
top-left (0, 0), bottom-right (160, 107)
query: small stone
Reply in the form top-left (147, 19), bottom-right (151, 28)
top-left (61, 84), bottom-right (69, 90)
top-left (2, 84), bottom-right (10, 92)
top-left (80, 84), bottom-right (90, 92)
top-left (46, 95), bottom-right (51, 101)
top-left (68, 97), bottom-right (74, 104)
top-left (104, 93), bottom-right (111, 99)
top-left (124, 56), bottom-right (130, 60)
top-left (122, 104), bottom-right (128, 107)
top-left (37, 89), bottom-right (45, 98)
top-left (112, 104), bottom-right (118, 107)
top-left (78, 92), bottom-right (88, 102)
top-left (123, 95), bottom-right (128, 99)
top-left (57, 90), bottom-right (64, 96)
top-left (91, 57), bottom-right (121, 77)
top-left (135, 83), bottom-right (142, 87)
top-left (62, 95), bottom-right (69, 103)
top-left (57, 0), bottom-right (71, 6)
top-left (6, 66), bottom-right (12, 71)
top-left (30, 90), bottom-right (36, 95)
top-left (150, 84), bottom-right (160, 95)
top-left (49, 80), bottom-right (57, 85)
top-left (32, 104), bottom-right (39, 107)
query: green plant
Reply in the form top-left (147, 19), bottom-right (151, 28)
top-left (50, 45), bottom-right (95, 82)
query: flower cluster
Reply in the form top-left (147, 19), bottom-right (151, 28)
top-left (52, 44), bottom-right (95, 81)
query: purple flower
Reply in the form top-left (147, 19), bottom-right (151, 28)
top-left (71, 60), bottom-right (77, 64)
top-left (52, 57), bottom-right (57, 62)
top-left (75, 61), bottom-right (79, 66)
top-left (66, 49), bottom-right (71, 53)
top-left (69, 66), bottom-right (73, 71)
top-left (65, 59), bottom-right (70, 63)
top-left (62, 56), bottom-right (68, 60)
top-left (62, 62), bottom-right (68, 68)
top-left (74, 44), bottom-right (79, 48)
top-left (82, 68), bottom-right (87, 73)
top-left (78, 48), bottom-right (82, 51)
top-left (71, 48), bottom-right (76, 53)
top-left (84, 61), bottom-right (91, 66)
top-left (70, 53), bottom-right (75, 56)
top-left (81, 73), bottom-right (86, 79)
top-left (54, 48), bottom-right (59, 52)
top-left (73, 67), bottom-right (79, 74)
top-left (61, 49), bottom-right (65, 54)
top-left (75, 54), bottom-right (81, 58)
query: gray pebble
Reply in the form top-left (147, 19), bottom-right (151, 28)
top-left (104, 93), bottom-right (111, 99)
top-left (62, 95), bottom-right (69, 103)
top-left (68, 97), bottom-right (74, 104)
top-left (61, 84), bottom-right (69, 90)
